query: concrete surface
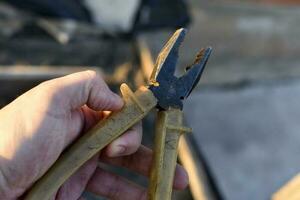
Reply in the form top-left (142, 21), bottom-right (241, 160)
top-left (141, 2), bottom-right (300, 200)
top-left (2, 1), bottom-right (300, 199)
top-left (185, 79), bottom-right (300, 200)
top-left (145, 2), bottom-right (300, 86)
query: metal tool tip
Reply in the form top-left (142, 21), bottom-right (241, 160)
top-left (186, 47), bottom-right (212, 71)
top-left (176, 28), bottom-right (187, 35)
top-left (206, 46), bottom-right (213, 54)
top-left (150, 28), bottom-right (188, 84)
top-left (174, 28), bottom-right (187, 43)
top-left (180, 46), bottom-right (212, 98)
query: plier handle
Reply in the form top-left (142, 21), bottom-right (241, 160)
top-left (149, 108), bottom-right (191, 199)
top-left (25, 28), bottom-right (212, 200)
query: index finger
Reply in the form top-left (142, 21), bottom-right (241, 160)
top-left (100, 145), bottom-right (189, 190)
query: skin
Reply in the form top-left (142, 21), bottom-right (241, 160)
top-left (0, 71), bottom-right (189, 200)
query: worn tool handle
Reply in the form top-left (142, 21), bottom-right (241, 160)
top-left (148, 108), bottom-right (191, 200)
top-left (25, 84), bottom-right (157, 200)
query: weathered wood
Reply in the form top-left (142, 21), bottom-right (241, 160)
top-left (136, 37), bottom-right (154, 80)
top-left (0, 64), bottom-right (132, 84)
top-left (178, 135), bottom-right (218, 200)
top-left (272, 174), bottom-right (300, 200)
top-left (0, 65), bottom-right (100, 79)
top-left (25, 84), bottom-right (157, 200)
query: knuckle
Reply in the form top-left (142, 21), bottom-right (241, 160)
top-left (92, 92), bottom-right (111, 110)
top-left (84, 70), bottom-right (97, 79)
top-left (83, 70), bottom-right (105, 86)
top-left (126, 131), bottom-right (142, 152)
top-left (83, 70), bottom-right (97, 89)
top-left (84, 71), bottom-right (113, 109)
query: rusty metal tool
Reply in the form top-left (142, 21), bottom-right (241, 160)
top-left (147, 29), bottom-right (211, 200)
top-left (24, 28), bottom-right (212, 200)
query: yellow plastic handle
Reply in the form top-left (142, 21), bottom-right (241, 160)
top-left (25, 84), bottom-right (157, 200)
top-left (149, 108), bottom-right (191, 200)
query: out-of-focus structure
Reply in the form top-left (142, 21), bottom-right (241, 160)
top-left (0, 1), bottom-right (195, 200)
top-left (2, 0), bottom-right (300, 199)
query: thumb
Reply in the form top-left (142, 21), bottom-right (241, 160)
top-left (42, 70), bottom-right (123, 111)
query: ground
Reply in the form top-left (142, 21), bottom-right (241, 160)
top-left (2, 0), bottom-right (300, 199)
top-left (172, 1), bottom-right (300, 199)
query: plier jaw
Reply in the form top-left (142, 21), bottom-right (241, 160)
top-left (149, 28), bottom-right (212, 110)
top-left (25, 28), bottom-right (212, 200)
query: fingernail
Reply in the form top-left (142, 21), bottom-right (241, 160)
top-left (110, 145), bottom-right (126, 157)
top-left (183, 170), bottom-right (189, 187)
top-left (174, 166), bottom-right (189, 189)
top-left (180, 170), bottom-right (189, 189)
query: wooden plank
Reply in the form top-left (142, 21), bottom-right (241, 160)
top-left (0, 65), bottom-right (101, 79)
top-left (178, 135), bottom-right (218, 200)
top-left (273, 174), bottom-right (300, 200)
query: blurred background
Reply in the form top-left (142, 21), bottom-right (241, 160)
top-left (1, 0), bottom-right (300, 199)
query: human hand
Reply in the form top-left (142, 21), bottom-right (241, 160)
top-left (0, 71), bottom-right (188, 199)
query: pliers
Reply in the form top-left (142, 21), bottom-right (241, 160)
top-left (25, 28), bottom-right (212, 200)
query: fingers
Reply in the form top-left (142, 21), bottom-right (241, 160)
top-left (80, 107), bottom-right (143, 158)
top-left (173, 165), bottom-right (190, 190)
top-left (55, 154), bottom-right (99, 200)
top-left (104, 121), bottom-right (143, 157)
top-left (85, 168), bottom-right (147, 200)
top-left (80, 105), bottom-right (104, 132)
top-left (100, 145), bottom-right (189, 190)
top-left (101, 145), bottom-right (151, 176)
top-left (41, 70), bottom-right (123, 111)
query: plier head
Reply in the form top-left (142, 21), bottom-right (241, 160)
top-left (149, 28), bottom-right (212, 110)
